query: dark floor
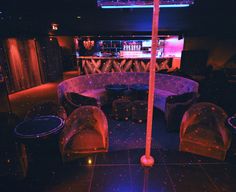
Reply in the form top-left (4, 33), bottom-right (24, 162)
top-left (1, 147), bottom-right (236, 192)
top-left (1, 106), bottom-right (236, 192)
top-left (1, 71), bottom-right (236, 192)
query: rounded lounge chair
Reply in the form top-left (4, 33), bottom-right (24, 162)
top-left (60, 106), bottom-right (108, 161)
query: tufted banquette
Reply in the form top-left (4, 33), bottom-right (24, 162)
top-left (57, 72), bottom-right (199, 113)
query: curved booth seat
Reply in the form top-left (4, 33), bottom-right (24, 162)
top-left (60, 106), bottom-right (108, 161)
top-left (57, 72), bottom-right (199, 114)
top-left (62, 92), bottom-right (98, 115)
top-left (180, 102), bottom-right (232, 160)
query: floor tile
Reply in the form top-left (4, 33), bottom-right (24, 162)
top-left (202, 164), bottom-right (236, 192)
top-left (96, 150), bottom-right (129, 165)
top-left (90, 165), bottom-right (132, 192)
top-left (130, 165), bottom-right (174, 192)
top-left (160, 150), bottom-right (199, 165)
top-left (129, 148), bottom-right (163, 165)
top-left (43, 164), bottom-right (94, 192)
top-left (166, 164), bottom-right (218, 192)
top-left (192, 153), bottom-right (226, 165)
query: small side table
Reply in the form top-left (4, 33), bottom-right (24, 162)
top-left (14, 115), bottom-right (65, 177)
top-left (227, 116), bottom-right (236, 155)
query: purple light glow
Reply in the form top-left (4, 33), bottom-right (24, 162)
top-left (98, 0), bottom-right (194, 9)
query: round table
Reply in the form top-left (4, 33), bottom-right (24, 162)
top-left (14, 115), bottom-right (65, 176)
top-left (227, 116), bottom-right (236, 132)
top-left (226, 115), bottom-right (236, 156)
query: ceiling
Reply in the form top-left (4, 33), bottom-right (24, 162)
top-left (0, 0), bottom-right (236, 37)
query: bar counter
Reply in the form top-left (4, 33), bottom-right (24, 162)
top-left (77, 56), bottom-right (181, 74)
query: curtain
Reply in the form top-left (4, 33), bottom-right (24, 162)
top-left (5, 38), bottom-right (42, 92)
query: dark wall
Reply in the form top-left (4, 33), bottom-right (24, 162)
top-left (184, 36), bottom-right (236, 69)
top-left (3, 0), bottom-right (236, 36)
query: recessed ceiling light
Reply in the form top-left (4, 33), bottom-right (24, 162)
top-left (76, 16), bottom-right (81, 19)
top-left (0, 11), bottom-right (2, 14)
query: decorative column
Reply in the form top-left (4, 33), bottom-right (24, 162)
top-left (140, 0), bottom-right (160, 167)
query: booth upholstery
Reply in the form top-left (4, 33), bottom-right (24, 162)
top-left (57, 72), bottom-right (199, 113)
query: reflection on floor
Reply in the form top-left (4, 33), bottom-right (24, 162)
top-left (1, 72), bottom-right (236, 192)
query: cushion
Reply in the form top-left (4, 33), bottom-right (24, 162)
top-left (80, 88), bottom-right (106, 100)
top-left (166, 92), bottom-right (197, 104)
top-left (67, 92), bottom-right (97, 106)
top-left (68, 129), bottom-right (104, 152)
top-left (154, 89), bottom-right (175, 111)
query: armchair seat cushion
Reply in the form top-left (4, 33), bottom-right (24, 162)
top-left (68, 129), bottom-right (104, 153)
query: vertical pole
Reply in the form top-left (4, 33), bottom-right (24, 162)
top-left (140, 0), bottom-right (160, 167)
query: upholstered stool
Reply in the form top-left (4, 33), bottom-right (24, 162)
top-left (131, 100), bottom-right (148, 123)
top-left (105, 84), bottom-right (128, 105)
top-left (130, 84), bottom-right (149, 101)
top-left (112, 99), bottom-right (131, 120)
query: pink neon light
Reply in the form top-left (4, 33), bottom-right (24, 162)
top-left (164, 36), bottom-right (184, 58)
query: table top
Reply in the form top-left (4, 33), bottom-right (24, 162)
top-left (105, 84), bottom-right (128, 91)
top-left (227, 116), bottom-right (236, 134)
top-left (14, 115), bottom-right (64, 139)
top-left (227, 116), bottom-right (236, 130)
top-left (130, 84), bottom-right (149, 91)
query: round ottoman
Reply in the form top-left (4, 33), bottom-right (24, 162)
top-left (131, 100), bottom-right (148, 123)
top-left (105, 84), bottom-right (128, 104)
top-left (130, 84), bottom-right (149, 101)
top-left (112, 99), bottom-right (131, 120)
top-left (14, 115), bottom-right (65, 176)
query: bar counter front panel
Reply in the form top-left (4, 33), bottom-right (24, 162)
top-left (77, 56), bottom-right (181, 74)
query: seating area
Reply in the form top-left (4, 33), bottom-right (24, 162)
top-left (57, 72), bottom-right (199, 114)
top-left (1, 70), bottom-right (235, 191)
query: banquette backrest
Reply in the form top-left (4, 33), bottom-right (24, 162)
top-left (58, 72), bottom-right (199, 104)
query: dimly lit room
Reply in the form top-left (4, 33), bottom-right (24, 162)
top-left (0, 0), bottom-right (236, 191)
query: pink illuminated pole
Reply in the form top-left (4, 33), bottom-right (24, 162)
top-left (140, 0), bottom-right (160, 167)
